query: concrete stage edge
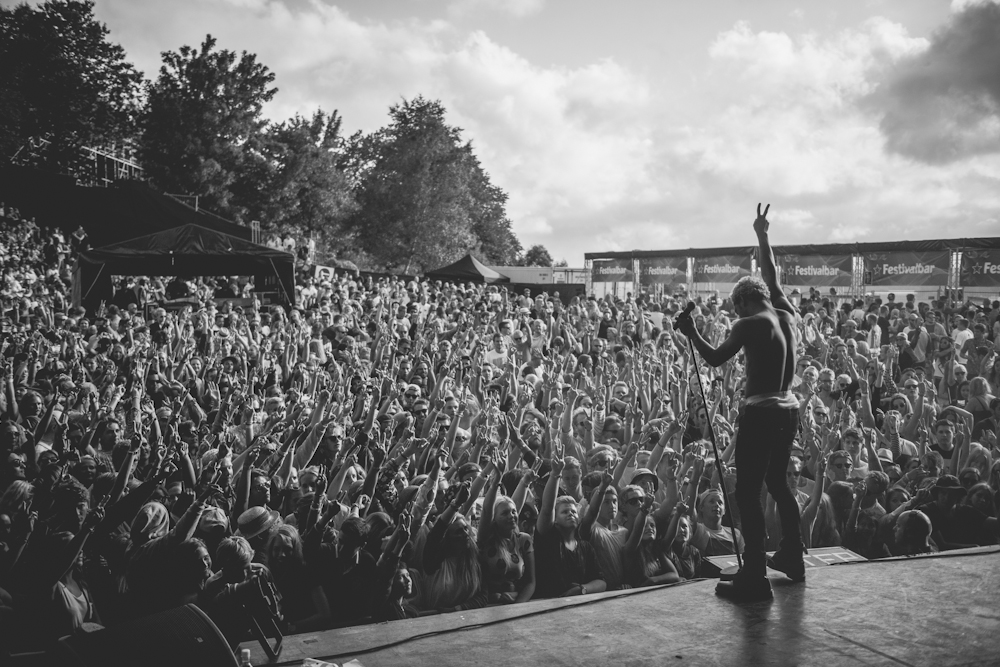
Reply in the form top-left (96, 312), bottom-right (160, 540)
top-left (244, 546), bottom-right (1000, 667)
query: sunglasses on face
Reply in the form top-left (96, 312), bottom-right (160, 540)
top-left (625, 497), bottom-right (643, 506)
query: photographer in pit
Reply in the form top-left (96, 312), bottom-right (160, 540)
top-left (201, 535), bottom-right (281, 650)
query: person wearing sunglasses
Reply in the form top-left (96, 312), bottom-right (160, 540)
top-left (814, 369), bottom-right (838, 412)
top-left (827, 450), bottom-right (854, 483)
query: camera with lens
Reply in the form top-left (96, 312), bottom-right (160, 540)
top-left (218, 572), bottom-right (284, 660)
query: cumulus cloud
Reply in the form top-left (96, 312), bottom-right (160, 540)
top-left (671, 18), bottom-right (926, 197)
top-left (950, 0), bottom-right (1000, 11)
top-left (872, 1), bottom-right (1000, 163)
top-left (77, 0), bottom-right (1000, 261)
top-left (448, 0), bottom-right (545, 18)
top-left (91, 0), bottom-right (653, 254)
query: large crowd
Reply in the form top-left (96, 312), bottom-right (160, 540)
top-left (0, 205), bottom-right (997, 655)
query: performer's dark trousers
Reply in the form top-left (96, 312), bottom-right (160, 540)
top-left (735, 404), bottom-right (803, 579)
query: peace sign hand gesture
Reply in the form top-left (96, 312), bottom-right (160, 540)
top-left (753, 203), bottom-right (771, 235)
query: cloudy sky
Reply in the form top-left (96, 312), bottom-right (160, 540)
top-left (24, 0), bottom-right (1000, 264)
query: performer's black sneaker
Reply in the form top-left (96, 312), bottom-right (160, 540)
top-left (715, 575), bottom-right (773, 603)
top-left (767, 548), bottom-right (806, 582)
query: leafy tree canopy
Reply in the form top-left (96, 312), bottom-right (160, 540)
top-left (0, 0), bottom-right (144, 173)
top-left (140, 34), bottom-right (276, 221)
top-left (521, 244), bottom-right (554, 267)
top-left (344, 96), bottom-right (520, 273)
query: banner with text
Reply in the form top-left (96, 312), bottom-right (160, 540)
top-left (960, 249), bottom-right (1000, 287)
top-left (693, 254), bottom-right (752, 283)
top-left (865, 251), bottom-right (949, 286)
top-left (591, 258), bottom-right (635, 283)
top-left (780, 254), bottom-right (853, 287)
top-left (639, 256), bottom-right (687, 287)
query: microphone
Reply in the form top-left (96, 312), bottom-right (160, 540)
top-left (674, 301), bottom-right (696, 328)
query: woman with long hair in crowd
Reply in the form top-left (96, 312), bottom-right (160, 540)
top-left (477, 464), bottom-right (535, 604)
top-left (265, 524), bottom-right (333, 633)
top-left (622, 496), bottom-right (680, 588)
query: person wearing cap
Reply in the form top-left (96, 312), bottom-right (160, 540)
top-left (201, 535), bottom-right (276, 648)
top-left (840, 317), bottom-right (860, 342)
top-left (893, 331), bottom-right (919, 374)
top-left (629, 468), bottom-right (659, 498)
top-left (456, 462), bottom-right (482, 485)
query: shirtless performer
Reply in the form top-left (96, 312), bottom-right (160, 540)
top-left (677, 204), bottom-right (805, 602)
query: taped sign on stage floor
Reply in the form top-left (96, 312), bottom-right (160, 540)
top-left (706, 547), bottom-right (865, 572)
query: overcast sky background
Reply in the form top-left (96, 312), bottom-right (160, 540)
top-left (14, 0), bottom-right (1000, 265)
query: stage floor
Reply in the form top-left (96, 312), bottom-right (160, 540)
top-left (244, 546), bottom-right (1000, 667)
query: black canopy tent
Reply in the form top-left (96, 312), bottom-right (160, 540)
top-left (423, 254), bottom-right (510, 284)
top-left (73, 224), bottom-right (295, 312)
top-left (0, 166), bottom-right (252, 246)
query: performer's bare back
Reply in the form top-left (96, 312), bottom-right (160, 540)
top-left (740, 307), bottom-right (796, 398)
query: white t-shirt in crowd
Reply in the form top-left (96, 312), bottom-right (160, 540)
top-left (952, 328), bottom-right (973, 362)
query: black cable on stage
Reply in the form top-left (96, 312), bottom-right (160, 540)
top-left (303, 580), bottom-right (700, 666)
top-left (259, 546), bottom-right (1000, 664)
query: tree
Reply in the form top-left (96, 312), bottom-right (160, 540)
top-left (140, 35), bottom-right (276, 221)
top-left (344, 96), bottom-right (520, 273)
top-left (0, 0), bottom-right (144, 173)
top-left (521, 244), bottom-right (554, 267)
top-left (468, 166), bottom-right (521, 265)
top-left (250, 110), bottom-right (358, 255)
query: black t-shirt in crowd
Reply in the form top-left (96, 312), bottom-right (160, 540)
top-left (929, 443), bottom-right (954, 460)
top-left (533, 527), bottom-right (604, 599)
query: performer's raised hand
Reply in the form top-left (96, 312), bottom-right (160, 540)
top-left (753, 203), bottom-right (770, 235)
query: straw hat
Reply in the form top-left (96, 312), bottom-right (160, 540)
top-left (236, 506), bottom-right (279, 539)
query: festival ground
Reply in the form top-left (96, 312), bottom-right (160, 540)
top-left (241, 546), bottom-right (1000, 667)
